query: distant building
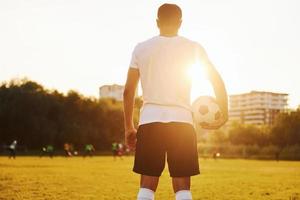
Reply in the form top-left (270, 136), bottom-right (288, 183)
top-left (99, 84), bottom-right (124, 101)
top-left (229, 91), bottom-right (288, 125)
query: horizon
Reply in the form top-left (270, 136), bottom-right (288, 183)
top-left (1, 0), bottom-right (300, 108)
top-left (0, 76), bottom-right (293, 98)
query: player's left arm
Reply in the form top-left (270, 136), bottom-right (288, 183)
top-left (199, 47), bottom-right (228, 128)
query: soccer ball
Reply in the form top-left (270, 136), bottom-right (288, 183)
top-left (192, 96), bottom-right (222, 128)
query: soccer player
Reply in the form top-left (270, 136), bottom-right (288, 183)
top-left (83, 144), bottom-right (95, 157)
top-left (112, 142), bottom-right (118, 160)
top-left (40, 146), bottom-right (47, 157)
top-left (123, 3), bottom-right (228, 200)
top-left (64, 143), bottom-right (72, 157)
top-left (8, 140), bottom-right (17, 159)
top-left (46, 145), bottom-right (54, 158)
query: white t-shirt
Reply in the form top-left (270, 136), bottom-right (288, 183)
top-left (138, 103), bottom-right (194, 126)
top-left (129, 35), bottom-right (205, 126)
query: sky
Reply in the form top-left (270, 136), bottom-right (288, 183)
top-left (0, 0), bottom-right (299, 108)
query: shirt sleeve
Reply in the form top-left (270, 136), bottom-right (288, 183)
top-left (129, 45), bottom-right (139, 69)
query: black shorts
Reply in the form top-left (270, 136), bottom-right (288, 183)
top-left (133, 122), bottom-right (200, 177)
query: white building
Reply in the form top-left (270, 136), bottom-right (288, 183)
top-left (99, 84), bottom-right (124, 101)
top-left (229, 91), bottom-right (288, 125)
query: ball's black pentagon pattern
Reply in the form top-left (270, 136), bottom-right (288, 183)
top-left (192, 96), bottom-right (222, 129)
top-left (215, 111), bottom-right (221, 121)
top-left (198, 105), bottom-right (209, 115)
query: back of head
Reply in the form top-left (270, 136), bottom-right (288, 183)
top-left (157, 3), bottom-right (182, 25)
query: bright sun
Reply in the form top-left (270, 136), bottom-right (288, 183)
top-left (187, 62), bottom-right (215, 103)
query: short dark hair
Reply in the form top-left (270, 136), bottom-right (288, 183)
top-left (157, 3), bottom-right (182, 23)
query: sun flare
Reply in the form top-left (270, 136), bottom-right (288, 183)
top-left (188, 62), bottom-right (215, 102)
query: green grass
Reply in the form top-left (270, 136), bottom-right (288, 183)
top-left (0, 157), bottom-right (300, 200)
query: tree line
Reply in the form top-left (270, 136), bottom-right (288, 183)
top-left (200, 106), bottom-right (300, 159)
top-left (204, 111), bottom-right (300, 148)
top-left (0, 78), bottom-right (299, 155)
top-left (0, 79), bottom-right (141, 151)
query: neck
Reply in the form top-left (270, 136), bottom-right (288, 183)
top-left (159, 30), bottom-right (178, 37)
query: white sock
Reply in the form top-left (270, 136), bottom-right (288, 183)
top-left (137, 188), bottom-right (155, 200)
top-left (175, 190), bottom-right (192, 200)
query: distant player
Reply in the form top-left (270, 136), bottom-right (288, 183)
top-left (40, 145), bottom-right (54, 158)
top-left (212, 151), bottom-right (221, 160)
top-left (40, 146), bottom-right (47, 157)
top-left (123, 4), bottom-right (228, 200)
top-left (8, 140), bottom-right (17, 159)
top-left (112, 142), bottom-right (119, 160)
top-left (46, 145), bottom-right (54, 158)
top-left (83, 144), bottom-right (95, 157)
top-left (64, 143), bottom-right (72, 157)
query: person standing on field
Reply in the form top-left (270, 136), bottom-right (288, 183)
top-left (112, 142), bottom-right (118, 160)
top-left (123, 3), bottom-right (228, 200)
top-left (46, 145), bottom-right (54, 158)
top-left (8, 140), bottom-right (17, 159)
top-left (83, 144), bottom-right (95, 157)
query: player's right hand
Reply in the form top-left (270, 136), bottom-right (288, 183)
top-left (125, 128), bottom-right (137, 150)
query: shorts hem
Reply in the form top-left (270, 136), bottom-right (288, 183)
top-left (133, 168), bottom-right (162, 177)
top-left (170, 170), bottom-right (200, 178)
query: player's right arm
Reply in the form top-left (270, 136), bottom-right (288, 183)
top-left (198, 46), bottom-right (228, 129)
top-left (123, 68), bottom-right (139, 149)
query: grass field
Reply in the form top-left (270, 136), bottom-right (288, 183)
top-left (0, 157), bottom-right (300, 200)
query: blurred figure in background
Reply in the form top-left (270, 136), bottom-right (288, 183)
top-left (46, 145), bottom-right (54, 158)
top-left (40, 145), bottom-right (54, 158)
top-left (83, 144), bottom-right (95, 157)
top-left (64, 143), bottom-right (72, 157)
top-left (112, 142), bottom-right (118, 160)
top-left (40, 146), bottom-right (47, 157)
top-left (8, 140), bottom-right (17, 159)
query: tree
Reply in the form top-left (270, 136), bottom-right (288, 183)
top-left (270, 111), bottom-right (300, 148)
top-left (0, 79), bottom-right (140, 151)
top-left (228, 122), bottom-right (269, 146)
